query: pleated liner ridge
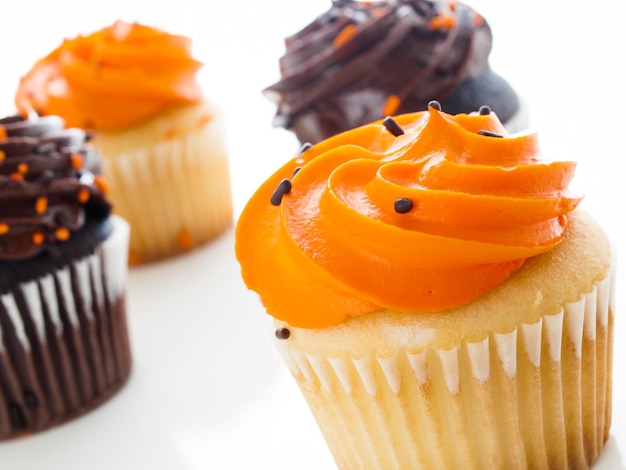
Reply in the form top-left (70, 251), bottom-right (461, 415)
top-left (275, 271), bottom-right (615, 470)
top-left (102, 112), bottom-right (233, 262)
top-left (0, 217), bottom-right (131, 440)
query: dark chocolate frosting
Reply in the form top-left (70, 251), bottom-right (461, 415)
top-left (264, 0), bottom-right (520, 144)
top-left (0, 114), bottom-right (111, 262)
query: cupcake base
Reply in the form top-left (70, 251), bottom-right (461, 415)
top-left (0, 216), bottom-right (131, 440)
top-left (93, 102), bottom-right (233, 264)
top-left (271, 212), bottom-right (614, 469)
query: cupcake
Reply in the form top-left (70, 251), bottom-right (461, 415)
top-left (0, 113), bottom-right (131, 440)
top-left (15, 21), bottom-right (233, 264)
top-left (235, 104), bottom-right (614, 469)
top-left (264, 0), bottom-right (527, 144)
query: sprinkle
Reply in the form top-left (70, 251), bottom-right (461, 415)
top-left (333, 24), bottom-right (357, 47)
top-left (164, 128), bottom-right (178, 140)
top-left (178, 228), bottom-right (194, 250)
top-left (77, 187), bottom-right (91, 203)
top-left (0, 223), bottom-right (9, 235)
top-left (17, 163), bottom-right (28, 174)
top-left (32, 232), bottom-right (45, 245)
top-left (9, 173), bottom-right (23, 181)
top-left (429, 14), bottom-right (456, 30)
top-left (473, 12), bottom-right (484, 27)
top-left (428, 100), bottom-right (442, 111)
top-left (478, 130), bottom-right (504, 138)
top-left (447, 0), bottom-right (457, 10)
top-left (292, 167), bottom-right (302, 178)
top-left (197, 113), bottom-right (214, 128)
top-left (35, 196), bottom-right (48, 215)
top-left (394, 198), bottom-right (414, 214)
top-left (94, 175), bottom-right (110, 194)
top-left (128, 251), bottom-right (142, 266)
top-left (0, 150), bottom-right (5, 163)
top-left (382, 95), bottom-right (401, 116)
top-left (270, 178), bottom-right (292, 206)
top-left (383, 116), bottom-right (404, 137)
top-left (275, 328), bottom-right (291, 340)
top-left (70, 153), bottom-right (83, 170)
top-left (0, 126), bottom-right (6, 141)
top-left (478, 105), bottom-right (491, 115)
top-left (55, 227), bottom-right (70, 241)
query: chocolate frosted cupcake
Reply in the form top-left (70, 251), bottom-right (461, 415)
top-left (265, 0), bottom-right (527, 144)
top-left (0, 113), bottom-right (131, 440)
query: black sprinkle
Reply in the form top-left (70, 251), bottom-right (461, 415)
top-left (270, 178), bottom-right (292, 206)
top-left (8, 403), bottom-right (27, 430)
top-left (383, 117), bottom-right (404, 137)
top-left (428, 100), bottom-right (442, 111)
top-left (394, 198), bottom-right (414, 214)
top-left (478, 130), bottom-right (503, 138)
top-left (292, 167), bottom-right (302, 178)
top-left (23, 390), bottom-right (39, 410)
top-left (275, 328), bottom-right (291, 340)
top-left (478, 105), bottom-right (491, 115)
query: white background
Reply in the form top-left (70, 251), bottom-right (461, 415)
top-left (0, 0), bottom-right (624, 468)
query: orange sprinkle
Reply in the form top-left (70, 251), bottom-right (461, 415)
top-left (372, 7), bottom-right (387, 18)
top-left (17, 163), bottom-right (29, 174)
top-left (94, 175), bottom-right (110, 194)
top-left (70, 153), bottom-right (83, 170)
top-left (0, 223), bottom-right (9, 235)
top-left (0, 126), bottom-right (6, 141)
top-left (128, 251), bottom-right (142, 266)
top-left (35, 196), bottom-right (48, 215)
top-left (0, 150), bottom-right (5, 163)
top-left (473, 12), bottom-right (484, 27)
top-left (429, 14), bottom-right (456, 30)
top-left (55, 227), bottom-right (70, 241)
top-left (9, 173), bottom-right (23, 181)
top-left (382, 95), bottom-right (401, 116)
top-left (164, 128), bottom-right (178, 140)
top-left (447, 0), bottom-right (457, 10)
top-left (333, 24), bottom-right (358, 47)
top-left (32, 232), bottom-right (45, 245)
top-left (78, 187), bottom-right (91, 203)
top-left (178, 228), bottom-right (194, 250)
top-left (196, 113), bottom-right (214, 128)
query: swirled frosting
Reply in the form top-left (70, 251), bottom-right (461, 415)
top-left (265, 0), bottom-right (520, 144)
top-left (0, 114), bottom-right (111, 261)
top-left (15, 21), bottom-right (203, 131)
top-left (235, 106), bottom-right (582, 328)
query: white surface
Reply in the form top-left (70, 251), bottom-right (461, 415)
top-left (0, 0), bottom-right (625, 468)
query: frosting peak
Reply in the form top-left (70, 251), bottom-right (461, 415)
top-left (236, 107), bottom-right (582, 328)
top-left (15, 21), bottom-right (203, 131)
top-left (0, 114), bottom-right (111, 260)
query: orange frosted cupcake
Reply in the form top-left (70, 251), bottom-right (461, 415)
top-left (235, 103), bottom-right (615, 469)
top-left (15, 21), bottom-right (233, 264)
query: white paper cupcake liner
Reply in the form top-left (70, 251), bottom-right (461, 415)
top-left (0, 216), bottom-right (131, 440)
top-left (101, 113), bottom-right (233, 263)
top-left (274, 269), bottom-right (615, 470)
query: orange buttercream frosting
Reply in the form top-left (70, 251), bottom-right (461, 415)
top-left (15, 21), bottom-right (203, 131)
top-left (235, 106), bottom-right (582, 328)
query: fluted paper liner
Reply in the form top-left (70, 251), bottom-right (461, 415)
top-left (98, 106), bottom-right (233, 263)
top-left (274, 269), bottom-right (615, 470)
top-left (0, 217), bottom-right (131, 440)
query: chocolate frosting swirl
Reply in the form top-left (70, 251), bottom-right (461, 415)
top-left (0, 114), bottom-right (111, 261)
top-left (265, 0), bottom-right (519, 143)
